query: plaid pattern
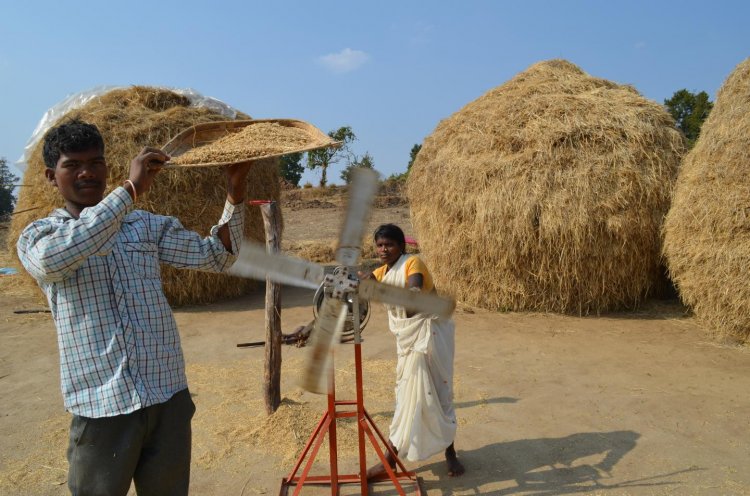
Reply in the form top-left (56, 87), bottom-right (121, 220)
top-left (17, 187), bottom-right (244, 418)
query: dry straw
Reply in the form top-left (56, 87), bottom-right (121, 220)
top-left (188, 357), bottom-right (396, 470)
top-left (663, 58), bottom-right (750, 344)
top-left (170, 122), bottom-right (312, 165)
top-left (408, 59), bottom-right (686, 314)
top-left (8, 86), bottom-right (280, 306)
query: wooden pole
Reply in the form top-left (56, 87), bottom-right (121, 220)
top-left (260, 201), bottom-right (282, 414)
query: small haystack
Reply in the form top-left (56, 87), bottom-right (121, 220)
top-left (663, 58), bottom-right (750, 343)
top-left (408, 60), bottom-right (685, 314)
top-left (9, 86), bottom-right (280, 306)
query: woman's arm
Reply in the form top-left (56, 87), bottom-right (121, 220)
top-left (405, 273), bottom-right (424, 317)
top-left (407, 273), bottom-right (424, 290)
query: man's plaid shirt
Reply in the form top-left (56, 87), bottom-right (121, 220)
top-left (17, 187), bottom-right (244, 418)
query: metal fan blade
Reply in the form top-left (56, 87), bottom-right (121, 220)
top-left (336, 168), bottom-right (379, 266)
top-left (300, 297), bottom-right (348, 394)
top-left (228, 240), bottom-right (325, 289)
top-left (358, 279), bottom-right (456, 319)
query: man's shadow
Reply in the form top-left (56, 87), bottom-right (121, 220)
top-left (408, 430), bottom-right (700, 495)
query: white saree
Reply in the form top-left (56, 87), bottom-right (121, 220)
top-left (381, 254), bottom-right (457, 461)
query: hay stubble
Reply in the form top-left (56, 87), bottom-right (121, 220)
top-left (189, 357), bottom-right (397, 472)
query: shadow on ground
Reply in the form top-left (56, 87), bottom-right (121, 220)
top-left (404, 430), bottom-right (702, 496)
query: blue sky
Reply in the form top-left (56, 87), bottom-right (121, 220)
top-left (1, 1), bottom-right (748, 186)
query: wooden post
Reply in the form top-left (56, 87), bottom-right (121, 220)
top-left (260, 201), bottom-right (282, 414)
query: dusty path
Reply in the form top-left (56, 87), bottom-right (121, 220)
top-left (1, 287), bottom-right (748, 495)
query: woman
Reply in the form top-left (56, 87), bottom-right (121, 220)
top-left (362, 224), bottom-right (464, 478)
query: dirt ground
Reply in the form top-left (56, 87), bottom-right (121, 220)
top-left (1, 198), bottom-right (749, 496)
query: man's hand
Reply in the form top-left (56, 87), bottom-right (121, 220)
top-left (127, 147), bottom-right (170, 197)
top-left (225, 161), bottom-right (253, 205)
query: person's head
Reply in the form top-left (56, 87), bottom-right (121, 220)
top-left (373, 223), bottom-right (406, 267)
top-left (43, 119), bottom-right (107, 216)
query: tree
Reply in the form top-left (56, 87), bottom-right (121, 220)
top-left (278, 152), bottom-right (304, 187)
top-left (340, 152), bottom-right (376, 184)
top-left (407, 143), bottom-right (422, 172)
top-left (0, 157), bottom-right (18, 221)
top-left (387, 143), bottom-right (422, 182)
top-left (307, 126), bottom-right (356, 187)
top-left (664, 89), bottom-right (713, 147)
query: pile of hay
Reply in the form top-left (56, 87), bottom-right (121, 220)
top-left (663, 58), bottom-right (750, 343)
top-left (8, 86), bottom-right (280, 306)
top-left (408, 60), bottom-right (686, 314)
top-left (188, 357), bottom-right (396, 469)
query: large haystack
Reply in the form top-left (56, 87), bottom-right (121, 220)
top-left (9, 86), bottom-right (280, 306)
top-left (408, 60), bottom-right (685, 314)
top-left (663, 58), bottom-right (750, 343)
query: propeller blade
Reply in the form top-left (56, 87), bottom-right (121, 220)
top-left (300, 297), bottom-right (348, 394)
top-left (228, 240), bottom-right (325, 289)
top-left (358, 279), bottom-right (456, 319)
top-left (336, 168), bottom-right (378, 266)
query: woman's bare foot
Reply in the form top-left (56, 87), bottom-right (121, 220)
top-left (367, 444), bottom-right (397, 481)
top-left (445, 443), bottom-right (465, 476)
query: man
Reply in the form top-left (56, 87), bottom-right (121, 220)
top-left (17, 119), bottom-right (252, 495)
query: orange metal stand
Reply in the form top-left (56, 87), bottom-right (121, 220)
top-left (279, 336), bottom-right (422, 495)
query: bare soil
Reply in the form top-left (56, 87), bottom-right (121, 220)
top-left (1, 189), bottom-right (748, 495)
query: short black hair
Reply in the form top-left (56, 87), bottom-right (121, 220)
top-left (42, 119), bottom-right (105, 169)
top-left (373, 223), bottom-right (406, 247)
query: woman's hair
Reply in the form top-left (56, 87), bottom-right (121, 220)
top-left (373, 223), bottom-right (406, 247)
top-left (43, 118), bottom-right (105, 169)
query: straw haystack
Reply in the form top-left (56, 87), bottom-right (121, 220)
top-left (663, 58), bottom-right (750, 343)
top-left (9, 86), bottom-right (280, 306)
top-left (408, 60), bottom-right (686, 314)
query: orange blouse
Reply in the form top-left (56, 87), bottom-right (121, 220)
top-left (372, 255), bottom-right (434, 292)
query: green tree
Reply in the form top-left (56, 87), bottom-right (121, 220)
top-left (664, 89), bottom-right (713, 147)
top-left (407, 143), bottom-right (422, 172)
top-left (387, 143), bottom-right (422, 182)
top-left (307, 126), bottom-right (356, 187)
top-left (340, 152), bottom-right (376, 184)
top-left (0, 157), bottom-right (19, 221)
top-left (278, 152), bottom-right (304, 187)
